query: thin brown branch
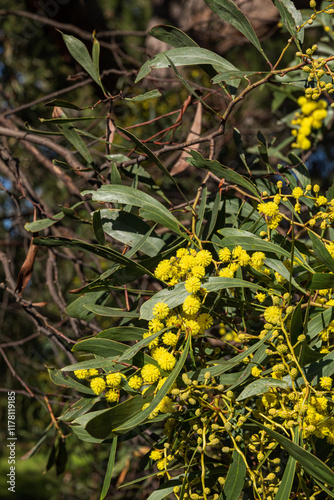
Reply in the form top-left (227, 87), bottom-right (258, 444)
top-left (0, 123), bottom-right (87, 173)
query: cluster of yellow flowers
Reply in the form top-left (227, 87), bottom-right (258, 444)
top-left (72, 182), bottom-right (334, 498)
top-left (291, 96), bottom-right (328, 150)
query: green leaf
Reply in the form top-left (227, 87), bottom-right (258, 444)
top-left (146, 478), bottom-right (181, 500)
top-left (220, 450), bottom-right (246, 500)
top-left (148, 25), bottom-right (198, 48)
top-left (187, 151), bottom-right (260, 198)
top-left (100, 437), bottom-right (117, 500)
top-left (274, 428), bottom-right (299, 500)
top-left (100, 209), bottom-right (165, 257)
top-left (25, 212), bottom-right (65, 232)
top-left (308, 306), bottom-right (334, 339)
top-left (254, 421), bottom-right (334, 486)
top-left (125, 90), bottom-right (161, 102)
top-left (96, 327), bottom-right (146, 341)
top-left (218, 228), bottom-right (291, 258)
top-left (274, 0), bottom-right (304, 44)
top-left (309, 273), bottom-right (334, 290)
top-left (204, 0), bottom-right (269, 61)
top-left (77, 395), bottom-right (149, 439)
top-left (48, 368), bottom-right (94, 395)
top-left (72, 338), bottom-right (157, 368)
top-left (205, 276), bottom-right (270, 295)
top-left (71, 424), bottom-right (104, 443)
top-left (61, 32), bottom-right (104, 90)
top-left (21, 423), bottom-right (53, 460)
top-left (236, 378), bottom-right (289, 401)
top-left (113, 336), bottom-right (191, 433)
top-left (92, 210), bottom-right (106, 245)
top-left (212, 69), bottom-right (260, 84)
top-left (135, 47), bottom-right (240, 83)
top-left (82, 184), bottom-right (186, 238)
top-left (65, 291), bottom-right (110, 321)
top-left (33, 236), bottom-right (153, 277)
top-left (58, 397), bottom-right (100, 422)
top-left (58, 119), bottom-right (94, 165)
top-left (308, 231), bottom-right (334, 273)
top-left (44, 99), bottom-right (84, 110)
top-left (83, 304), bottom-right (139, 318)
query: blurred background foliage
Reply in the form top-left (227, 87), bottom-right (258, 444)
top-left (0, 0), bottom-right (334, 498)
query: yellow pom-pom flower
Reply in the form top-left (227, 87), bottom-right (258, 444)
top-left (105, 389), bottom-right (119, 403)
top-left (183, 295), bottom-right (201, 315)
top-left (152, 301), bottom-right (170, 319)
top-left (185, 276), bottom-right (201, 294)
top-left (264, 305), bottom-right (281, 325)
top-left (141, 364), bottom-right (161, 383)
top-left (106, 372), bottom-right (122, 388)
top-left (320, 376), bottom-right (332, 390)
top-left (90, 377), bottom-right (106, 395)
top-left (218, 247), bottom-right (231, 262)
top-left (195, 249), bottom-right (212, 267)
top-left (74, 369), bottom-right (89, 379)
top-left (128, 375), bottom-right (143, 390)
top-left (162, 331), bottom-right (178, 346)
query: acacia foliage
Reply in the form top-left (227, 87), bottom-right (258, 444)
top-left (2, 0), bottom-right (334, 499)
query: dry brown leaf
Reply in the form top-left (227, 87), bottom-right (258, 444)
top-left (15, 239), bottom-right (38, 295)
top-left (170, 102), bottom-right (202, 176)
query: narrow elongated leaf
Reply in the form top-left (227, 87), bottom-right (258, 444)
top-left (308, 231), bottom-right (334, 273)
top-left (25, 212), bottom-right (65, 232)
top-left (83, 304), bottom-right (140, 318)
top-left (58, 397), bottom-right (100, 422)
top-left (204, 0), bottom-right (268, 61)
top-left (187, 150), bottom-right (260, 198)
top-left (135, 47), bottom-right (240, 83)
top-left (82, 185), bottom-right (185, 237)
top-left (66, 291), bottom-right (110, 321)
top-left (236, 378), bottom-right (288, 401)
top-left (21, 423), bottom-right (53, 460)
top-left (100, 437), bottom-right (118, 500)
top-left (274, 428), bottom-right (299, 500)
top-left (205, 276), bottom-right (270, 295)
top-left (61, 33), bottom-right (104, 89)
top-left (149, 25), bottom-right (198, 48)
top-left (75, 395), bottom-right (148, 438)
top-left (92, 210), bottom-right (106, 245)
top-left (309, 273), bottom-right (334, 290)
top-left (96, 327), bottom-right (146, 341)
top-left (100, 209), bottom-right (165, 257)
top-left (72, 338), bottom-right (157, 368)
top-left (48, 368), bottom-right (94, 395)
top-left (147, 478), bottom-right (181, 500)
top-left (274, 0), bottom-right (304, 44)
top-left (218, 229), bottom-right (291, 259)
top-left (125, 90), bottom-right (161, 102)
top-left (307, 306), bottom-right (334, 339)
top-left (220, 450), bottom-right (246, 500)
top-left (254, 421), bottom-right (334, 486)
top-left (44, 99), bottom-right (84, 110)
top-left (33, 236), bottom-right (153, 277)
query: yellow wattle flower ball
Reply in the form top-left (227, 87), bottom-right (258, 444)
top-left (74, 369), bottom-right (89, 379)
top-left (183, 295), bottom-right (201, 315)
top-left (141, 364), bottom-right (160, 383)
top-left (106, 372), bottom-right (122, 388)
top-left (128, 375), bottom-right (143, 390)
top-left (263, 305), bottom-right (281, 325)
top-left (90, 377), bottom-right (106, 395)
top-left (105, 389), bottom-right (119, 403)
top-left (152, 301), bottom-right (170, 319)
